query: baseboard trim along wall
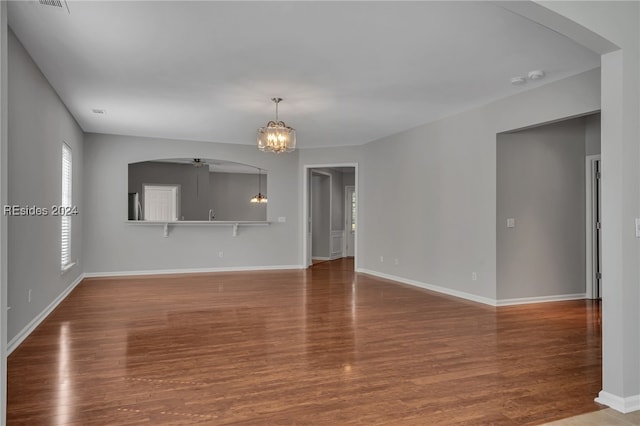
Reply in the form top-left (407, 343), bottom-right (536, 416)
top-left (83, 265), bottom-right (304, 278)
top-left (596, 391), bottom-right (640, 414)
top-left (314, 256), bottom-right (350, 262)
top-left (356, 268), bottom-right (496, 306)
top-left (356, 269), bottom-right (587, 307)
top-left (7, 273), bottom-right (84, 355)
top-left (494, 293), bottom-right (587, 306)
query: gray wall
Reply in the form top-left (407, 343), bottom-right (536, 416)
top-left (313, 167), bottom-right (347, 232)
top-left (210, 172), bottom-right (267, 221)
top-left (7, 30), bottom-right (84, 341)
top-left (585, 113), bottom-right (601, 156)
top-left (343, 171), bottom-right (355, 188)
top-left (83, 133), bottom-right (299, 273)
top-left (358, 68), bottom-right (600, 302)
top-left (497, 118), bottom-right (587, 299)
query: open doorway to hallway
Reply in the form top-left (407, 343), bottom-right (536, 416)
top-left (496, 112), bottom-right (601, 303)
top-left (304, 165), bottom-right (357, 270)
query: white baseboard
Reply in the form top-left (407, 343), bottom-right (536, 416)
top-left (596, 391), bottom-right (640, 413)
top-left (83, 264), bottom-right (304, 279)
top-left (355, 269), bottom-right (587, 308)
top-left (495, 293), bottom-right (586, 306)
top-left (7, 273), bottom-right (84, 355)
top-left (356, 268), bottom-right (496, 306)
top-left (311, 257), bottom-right (330, 262)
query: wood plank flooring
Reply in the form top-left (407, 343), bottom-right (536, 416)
top-left (8, 258), bottom-right (603, 425)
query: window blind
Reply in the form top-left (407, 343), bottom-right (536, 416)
top-left (61, 143), bottom-right (72, 269)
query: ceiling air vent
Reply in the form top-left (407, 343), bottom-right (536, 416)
top-left (38, 0), bottom-right (70, 14)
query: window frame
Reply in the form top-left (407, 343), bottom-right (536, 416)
top-left (60, 142), bottom-right (73, 271)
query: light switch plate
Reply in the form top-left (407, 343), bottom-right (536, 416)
top-left (507, 218), bottom-right (515, 228)
top-left (278, 217), bottom-right (286, 223)
top-left (636, 218), bottom-right (640, 237)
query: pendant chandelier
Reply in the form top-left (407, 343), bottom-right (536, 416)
top-left (257, 97), bottom-right (296, 153)
top-left (250, 168), bottom-right (267, 203)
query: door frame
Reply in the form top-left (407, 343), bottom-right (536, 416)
top-left (344, 185), bottom-right (355, 257)
top-left (585, 154), bottom-right (601, 299)
top-left (302, 163), bottom-right (358, 269)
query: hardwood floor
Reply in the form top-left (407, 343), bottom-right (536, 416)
top-left (8, 258), bottom-right (603, 425)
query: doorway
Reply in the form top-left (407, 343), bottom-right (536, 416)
top-left (303, 164), bottom-right (358, 269)
top-left (496, 116), bottom-right (595, 301)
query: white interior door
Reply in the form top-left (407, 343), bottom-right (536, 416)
top-left (143, 184), bottom-right (179, 221)
top-left (345, 185), bottom-right (355, 257)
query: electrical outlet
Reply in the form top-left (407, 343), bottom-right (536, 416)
top-left (472, 272), bottom-right (477, 281)
top-left (394, 258), bottom-right (399, 265)
top-left (218, 251), bottom-right (224, 258)
top-left (278, 217), bottom-right (286, 223)
top-left (379, 256), bottom-right (384, 263)
top-left (507, 218), bottom-right (515, 228)
top-left (28, 289), bottom-right (32, 303)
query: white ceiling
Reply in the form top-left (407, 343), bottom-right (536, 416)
top-left (8, 1), bottom-right (600, 149)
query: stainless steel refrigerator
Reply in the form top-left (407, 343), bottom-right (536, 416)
top-left (128, 192), bottom-right (141, 220)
